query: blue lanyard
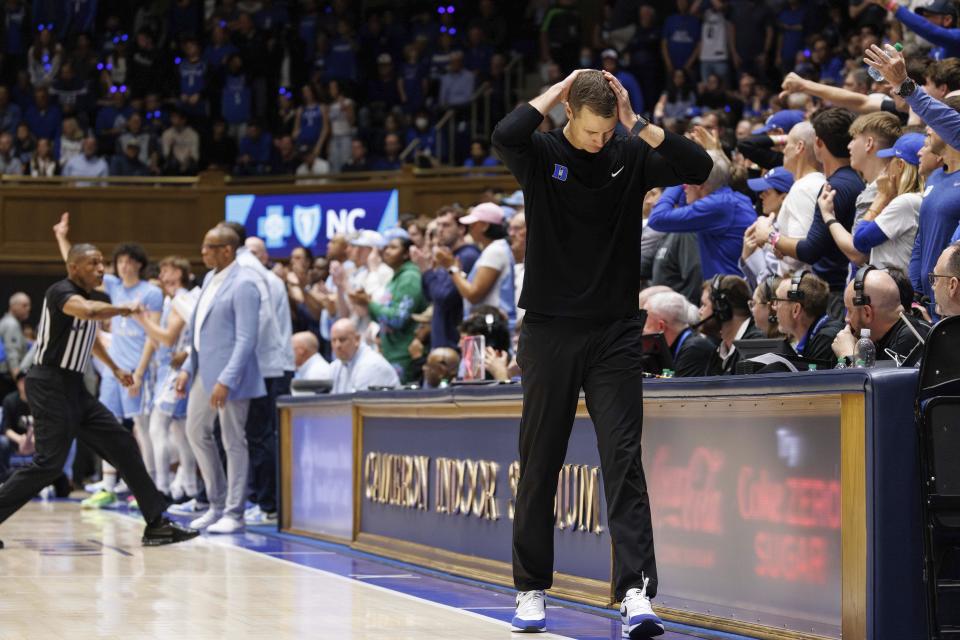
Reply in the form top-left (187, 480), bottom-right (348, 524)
top-left (796, 314), bottom-right (830, 355)
top-left (672, 328), bottom-right (692, 359)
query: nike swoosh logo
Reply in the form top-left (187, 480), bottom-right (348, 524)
top-left (611, 166), bottom-right (624, 177)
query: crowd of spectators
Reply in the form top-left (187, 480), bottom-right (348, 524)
top-left (5, 0), bottom-right (960, 499)
top-left (0, 0), bottom-right (541, 178)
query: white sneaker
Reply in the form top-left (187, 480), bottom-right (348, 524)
top-left (114, 479), bottom-right (130, 495)
top-left (84, 480), bottom-right (105, 493)
top-left (169, 499), bottom-right (208, 516)
top-left (245, 506), bottom-right (278, 525)
top-left (620, 578), bottom-right (664, 639)
top-left (189, 509), bottom-right (222, 530)
top-left (511, 590), bottom-right (546, 633)
top-left (207, 515), bottom-right (245, 534)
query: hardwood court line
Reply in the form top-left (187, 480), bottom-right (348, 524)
top-left (196, 530), bottom-right (577, 640)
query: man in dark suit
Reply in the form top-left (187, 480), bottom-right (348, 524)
top-left (643, 290), bottom-right (715, 377)
top-left (703, 275), bottom-right (766, 375)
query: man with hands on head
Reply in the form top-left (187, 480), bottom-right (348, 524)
top-left (0, 237), bottom-right (198, 548)
top-left (492, 66), bottom-right (712, 638)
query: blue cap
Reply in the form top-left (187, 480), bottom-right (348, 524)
top-left (383, 227), bottom-right (411, 242)
top-left (917, 0), bottom-right (956, 16)
top-left (876, 132), bottom-right (925, 166)
top-left (752, 110), bottom-right (806, 135)
top-left (747, 166), bottom-right (796, 193)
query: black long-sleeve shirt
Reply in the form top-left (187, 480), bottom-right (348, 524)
top-left (491, 104), bottom-right (713, 320)
top-left (737, 134), bottom-right (783, 170)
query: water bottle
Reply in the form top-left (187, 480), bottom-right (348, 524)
top-left (855, 329), bottom-right (876, 368)
top-left (835, 356), bottom-right (847, 370)
top-left (867, 42), bottom-right (903, 82)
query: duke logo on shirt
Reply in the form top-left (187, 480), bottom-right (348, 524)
top-left (552, 163), bottom-right (568, 182)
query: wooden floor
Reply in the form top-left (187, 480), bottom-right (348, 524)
top-left (0, 501), bottom-right (575, 640)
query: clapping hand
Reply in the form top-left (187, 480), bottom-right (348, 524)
top-left (433, 246), bottom-right (456, 270)
top-left (410, 245), bottom-right (432, 272)
top-left (348, 288), bottom-right (371, 307)
top-left (818, 184), bottom-right (837, 222)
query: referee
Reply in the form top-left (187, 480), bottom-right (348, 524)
top-left (492, 69), bottom-right (712, 637)
top-left (0, 243), bottom-right (198, 549)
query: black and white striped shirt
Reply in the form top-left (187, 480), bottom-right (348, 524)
top-left (35, 279), bottom-right (108, 373)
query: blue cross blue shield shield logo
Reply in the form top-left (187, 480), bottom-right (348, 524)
top-left (293, 205), bottom-right (322, 248)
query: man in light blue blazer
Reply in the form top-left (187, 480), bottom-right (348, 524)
top-left (175, 226), bottom-right (265, 534)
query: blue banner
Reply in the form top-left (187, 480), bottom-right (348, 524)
top-left (225, 189), bottom-right (399, 258)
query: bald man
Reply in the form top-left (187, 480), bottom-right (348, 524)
top-left (329, 318), bottom-right (399, 393)
top-left (931, 242), bottom-right (960, 318)
top-left (244, 237), bottom-right (270, 267)
top-left (292, 331), bottom-right (332, 381)
top-left (176, 225), bottom-right (265, 534)
top-left (0, 292), bottom-right (30, 396)
top-left (421, 347), bottom-right (460, 388)
top-left (833, 267), bottom-right (931, 367)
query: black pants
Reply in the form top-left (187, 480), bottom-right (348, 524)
top-left (513, 315), bottom-right (658, 600)
top-left (0, 367), bottom-right (166, 525)
top-left (245, 373), bottom-right (291, 514)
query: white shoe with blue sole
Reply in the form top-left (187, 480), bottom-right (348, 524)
top-left (620, 578), bottom-right (664, 638)
top-left (511, 589), bottom-right (546, 633)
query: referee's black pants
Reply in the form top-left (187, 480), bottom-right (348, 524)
top-left (513, 314), bottom-right (658, 600)
top-left (0, 367), bottom-right (167, 525)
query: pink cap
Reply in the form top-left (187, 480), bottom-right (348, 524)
top-left (459, 202), bottom-right (504, 225)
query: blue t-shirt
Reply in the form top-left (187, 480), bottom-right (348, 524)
top-left (203, 43), bottom-right (238, 71)
top-left (662, 14), bottom-right (701, 69)
top-left (103, 274), bottom-right (163, 371)
top-left (911, 168), bottom-right (960, 301)
top-left (297, 103), bottom-right (324, 147)
top-left (4, 5), bottom-right (25, 55)
top-left (777, 7), bottom-right (807, 68)
top-left (299, 14), bottom-right (319, 61)
top-left (796, 166), bottom-right (864, 291)
top-left (221, 74), bottom-right (251, 124)
top-left (400, 61), bottom-right (427, 112)
top-left (179, 58), bottom-right (206, 96)
top-left (326, 38), bottom-right (357, 81)
top-left (24, 104), bottom-right (62, 140)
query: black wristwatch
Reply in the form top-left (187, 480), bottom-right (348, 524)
top-left (630, 114), bottom-right (649, 137)
top-left (826, 218), bottom-right (843, 229)
top-left (897, 78), bottom-right (917, 98)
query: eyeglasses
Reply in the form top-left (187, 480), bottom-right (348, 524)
top-left (768, 296), bottom-right (794, 306)
top-left (928, 272), bottom-right (956, 287)
top-left (747, 300), bottom-right (768, 310)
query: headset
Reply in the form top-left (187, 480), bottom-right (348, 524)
top-left (763, 276), bottom-right (779, 324)
top-left (787, 270), bottom-right (810, 302)
top-left (853, 265), bottom-right (876, 307)
top-left (709, 274), bottom-right (735, 323)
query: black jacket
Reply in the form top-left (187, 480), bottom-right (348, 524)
top-left (705, 318), bottom-right (765, 376)
top-left (671, 329), bottom-right (716, 377)
top-left (875, 317), bottom-right (931, 367)
top-left (800, 317), bottom-right (846, 365)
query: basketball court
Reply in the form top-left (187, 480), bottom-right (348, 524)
top-left (0, 500), bottom-right (745, 640)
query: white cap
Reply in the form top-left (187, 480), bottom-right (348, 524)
top-left (350, 229), bottom-right (385, 248)
top-left (860, 328), bottom-right (871, 338)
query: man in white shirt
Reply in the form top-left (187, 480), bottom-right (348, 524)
top-left (329, 318), bottom-right (400, 394)
top-left (293, 331), bottom-right (332, 381)
top-left (229, 230), bottom-right (295, 524)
